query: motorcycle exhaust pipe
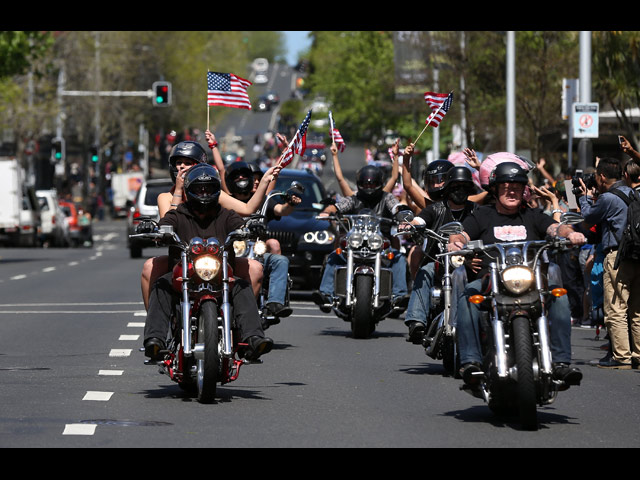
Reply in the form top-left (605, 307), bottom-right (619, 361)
top-left (221, 251), bottom-right (233, 357)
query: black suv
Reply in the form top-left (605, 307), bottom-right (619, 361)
top-left (265, 169), bottom-right (336, 289)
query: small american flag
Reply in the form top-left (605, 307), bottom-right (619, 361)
top-left (329, 111), bottom-right (346, 152)
top-left (424, 90), bottom-right (453, 127)
top-left (280, 110), bottom-right (312, 167)
top-left (207, 71), bottom-right (252, 110)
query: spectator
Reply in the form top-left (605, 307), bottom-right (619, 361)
top-left (576, 157), bottom-right (634, 368)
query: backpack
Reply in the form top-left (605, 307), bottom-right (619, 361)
top-left (610, 187), bottom-right (640, 268)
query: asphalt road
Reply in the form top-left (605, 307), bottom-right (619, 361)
top-left (0, 219), bottom-right (639, 448)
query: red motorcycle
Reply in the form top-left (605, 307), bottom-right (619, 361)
top-left (131, 220), bottom-right (256, 403)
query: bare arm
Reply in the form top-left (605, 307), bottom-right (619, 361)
top-left (330, 143), bottom-right (355, 197)
top-left (383, 139), bottom-right (400, 192)
top-left (401, 143), bottom-right (428, 210)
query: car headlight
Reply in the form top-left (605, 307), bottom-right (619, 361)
top-left (253, 240), bottom-right (267, 256)
top-left (194, 255), bottom-right (220, 281)
top-left (347, 233), bottom-right (364, 248)
top-left (233, 240), bottom-right (247, 256)
top-left (368, 234), bottom-right (384, 250)
top-left (501, 265), bottom-right (534, 294)
top-left (449, 255), bottom-right (465, 268)
top-left (303, 230), bottom-right (335, 245)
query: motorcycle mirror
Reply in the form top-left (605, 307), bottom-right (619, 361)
top-left (289, 181), bottom-right (305, 192)
top-left (438, 221), bottom-right (464, 235)
top-left (396, 210), bottom-right (414, 223)
top-left (559, 212), bottom-right (584, 226)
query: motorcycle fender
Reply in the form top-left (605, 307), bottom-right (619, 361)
top-left (354, 265), bottom-right (375, 276)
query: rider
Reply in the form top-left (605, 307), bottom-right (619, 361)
top-left (448, 162), bottom-right (584, 388)
top-left (312, 164), bottom-right (411, 311)
top-left (402, 164), bottom-right (479, 344)
top-left (143, 163), bottom-right (273, 362)
top-left (225, 161), bottom-right (301, 322)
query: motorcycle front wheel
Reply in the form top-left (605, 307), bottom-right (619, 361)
top-left (351, 275), bottom-right (374, 339)
top-left (196, 300), bottom-right (220, 404)
top-left (512, 315), bottom-right (538, 430)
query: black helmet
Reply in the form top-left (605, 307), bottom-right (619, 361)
top-left (356, 165), bottom-right (384, 202)
top-left (225, 161), bottom-right (254, 196)
top-left (248, 162), bottom-right (264, 180)
top-left (184, 164), bottom-right (221, 212)
top-left (423, 159), bottom-right (454, 201)
top-left (168, 141), bottom-right (208, 183)
top-left (443, 166), bottom-right (475, 204)
top-left (488, 161), bottom-right (529, 188)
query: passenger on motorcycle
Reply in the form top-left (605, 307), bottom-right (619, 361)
top-left (449, 162), bottom-right (584, 388)
top-left (401, 164), bottom-right (479, 344)
top-left (143, 163), bottom-right (273, 362)
top-left (225, 161), bottom-right (301, 322)
top-left (312, 164), bottom-right (411, 310)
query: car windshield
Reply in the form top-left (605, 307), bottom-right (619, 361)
top-left (273, 175), bottom-right (324, 209)
top-left (144, 183), bottom-right (172, 206)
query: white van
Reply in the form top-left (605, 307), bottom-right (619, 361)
top-left (36, 189), bottom-right (70, 247)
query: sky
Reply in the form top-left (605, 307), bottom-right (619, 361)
top-left (283, 31), bottom-right (311, 65)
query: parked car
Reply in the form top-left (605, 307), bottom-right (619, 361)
top-left (36, 189), bottom-right (70, 247)
top-left (59, 201), bottom-right (92, 247)
top-left (126, 177), bottom-right (173, 258)
top-left (264, 169), bottom-right (336, 289)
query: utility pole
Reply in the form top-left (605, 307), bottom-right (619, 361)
top-left (506, 31), bottom-right (516, 153)
top-left (577, 31), bottom-right (593, 170)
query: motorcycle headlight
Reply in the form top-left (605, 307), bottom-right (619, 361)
top-left (254, 240), bottom-right (267, 256)
top-left (449, 255), bottom-right (465, 269)
top-left (347, 233), bottom-right (364, 248)
top-left (194, 255), bottom-right (220, 281)
top-left (233, 240), bottom-right (247, 256)
top-left (368, 234), bottom-right (384, 250)
top-left (303, 230), bottom-right (335, 245)
top-left (501, 265), bottom-right (534, 294)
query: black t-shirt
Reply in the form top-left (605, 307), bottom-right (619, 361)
top-left (462, 204), bottom-right (555, 278)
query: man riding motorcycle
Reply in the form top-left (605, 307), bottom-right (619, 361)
top-left (312, 164), bottom-right (411, 310)
top-left (402, 165), bottom-right (478, 343)
top-left (448, 162), bottom-right (584, 388)
top-left (143, 163), bottom-right (273, 362)
top-left (225, 161), bottom-right (301, 321)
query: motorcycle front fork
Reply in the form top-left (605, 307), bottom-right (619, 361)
top-left (345, 250), bottom-right (382, 308)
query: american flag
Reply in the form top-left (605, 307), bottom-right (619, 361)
top-left (207, 71), bottom-right (252, 110)
top-left (329, 111), bottom-right (346, 152)
top-left (424, 90), bottom-right (454, 127)
top-left (280, 110), bottom-right (312, 167)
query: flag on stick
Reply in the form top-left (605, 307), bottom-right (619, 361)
top-left (207, 71), bottom-right (252, 110)
top-left (279, 110), bottom-right (312, 167)
top-left (423, 91), bottom-right (454, 127)
top-left (329, 111), bottom-right (346, 152)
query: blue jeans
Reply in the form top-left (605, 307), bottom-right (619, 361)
top-left (404, 262), bottom-right (436, 326)
top-left (457, 263), bottom-right (572, 365)
top-left (261, 252), bottom-right (289, 305)
top-left (319, 250), bottom-right (408, 298)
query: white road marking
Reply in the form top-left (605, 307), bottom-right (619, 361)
top-left (10, 275), bottom-right (26, 280)
top-left (63, 424), bottom-right (96, 436)
top-left (98, 369), bottom-right (123, 376)
top-left (83, 391), bottom-right (113, 401)
top-left (42, 267), bottom-right (56, 273)
top-left (118, 334), bottom-right (139, 341)
top-left (109, 349), bottom-right (132, 357)
top-left (128, 322), bottom-right (145, 327)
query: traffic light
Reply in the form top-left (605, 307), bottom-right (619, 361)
top-left (51, 137), bottom-right (64, 163)
top-left (152, 81), bottom-right (171, 106)
top-left (90, 145), bottom-right (99, 163)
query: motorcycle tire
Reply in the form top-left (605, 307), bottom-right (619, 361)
top-left (351, 275), bottom-right (374, 339)
top-left (512, 316), bottom-right (538, 430)
top-left (196, 300), bottom-right (220, 404)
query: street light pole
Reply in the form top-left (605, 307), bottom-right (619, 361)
top-left (578, 31), bottom-right (593, 170)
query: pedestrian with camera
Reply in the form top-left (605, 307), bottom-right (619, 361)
top-left (575, 156), bottom-right (636, 368)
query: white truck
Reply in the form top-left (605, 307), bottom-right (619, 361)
top-left (0, 157), bottom-right (41, 247)
top-left (109, 171), bottom-right (144, 218)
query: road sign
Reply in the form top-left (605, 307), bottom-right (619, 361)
top-left (573, 102), bottom-right (599, 138)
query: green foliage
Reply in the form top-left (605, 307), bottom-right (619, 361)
top-left (0, 31), bottom-right (53, 79)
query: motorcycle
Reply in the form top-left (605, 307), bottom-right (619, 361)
top-left (319, 208), bottom-right (413, 338)
top-left (130, 221), bottom-right (258, 404)
top-left (441, 213), bottom-right (584, 429)
top-left (232, 182), bottom-right (304, 329)
top-left (396, 221), bottom-right (465, 375)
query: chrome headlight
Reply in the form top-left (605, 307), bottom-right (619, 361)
top-left (194, 255), bottom-right (220, 281)
top-left (368, 234), bottom-right (384, 250)
top-left (449, 255), bottom-right (465, 269)
top-left (233, 240), bottom-right (247, 256)
top-left (254, 240), bottom-right (267, 256)
top-left (501, 265), bottom-right (534, 294)
top-left (347, 233), bottom-right (364, 248)
top-left (303, 230), bottom-right (335, 245)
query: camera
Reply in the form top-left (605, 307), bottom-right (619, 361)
top-left (571, 170), bottom-right (597, 196)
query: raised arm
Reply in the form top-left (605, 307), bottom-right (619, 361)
top-left (330, 142), bottom-right (355, 197)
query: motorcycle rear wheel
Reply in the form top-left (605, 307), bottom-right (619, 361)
top-left (351, 275), bottom-right (374, 339)
top-left (512, 316), bottom-right (538, 430)
top-left (196, 301), bottom-right (220, 404)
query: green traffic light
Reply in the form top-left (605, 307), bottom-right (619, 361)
top-left (156, 96), bottom-right (164, 103)
top-left (55, 152), bottom-right (62, 160)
